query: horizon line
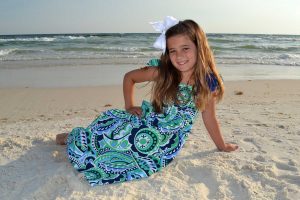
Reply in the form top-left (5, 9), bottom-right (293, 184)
top-left (1, 32), bottom-right (300, 37)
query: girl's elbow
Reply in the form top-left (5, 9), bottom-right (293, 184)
top-left (124, 71), bottom-right (130, 79)
top-left (124, 71), bottom-right (134, 83)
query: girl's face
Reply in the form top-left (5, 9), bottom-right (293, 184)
top-left (167, 34), bottom-right (197, 80)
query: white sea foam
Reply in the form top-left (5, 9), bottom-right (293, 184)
top-left (0, 49), bottom-right (16, 56)
top-left (0, 33), bottom-right (299, 66)
top-left (67, 36), bottom-right (86, 40)
top-left (0, 37), bottom-right (56, 42)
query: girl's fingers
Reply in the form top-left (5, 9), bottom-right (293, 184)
top-left (136, 109), bottom-right (142, 116)
top-left (127, 107), bottom-right (142, 117)
top-left (135, 110), bottom-right (142, 117)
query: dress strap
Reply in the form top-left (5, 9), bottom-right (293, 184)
top-left (146, 58), bottom-right (161, 67)
top-left (206, 73), bottom-right (220, 92)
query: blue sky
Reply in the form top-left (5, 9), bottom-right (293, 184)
top-left (1, 0), bottom-right (299, 35)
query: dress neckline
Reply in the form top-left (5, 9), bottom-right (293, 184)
top-left (179, 82), bottom-right (193, 87)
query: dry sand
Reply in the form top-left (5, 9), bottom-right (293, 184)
top-left (0, 80), bottom-right (299, 200)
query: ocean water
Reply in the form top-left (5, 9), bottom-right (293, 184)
top-left (0, 33), bottom-right (300, 87)
top-left (0, 33), bottom-right (300, 66)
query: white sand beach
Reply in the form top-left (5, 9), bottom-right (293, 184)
top-left (0, 79), bottom-right (299, 200)
top-left (1, 1), bottom-right (300, 199)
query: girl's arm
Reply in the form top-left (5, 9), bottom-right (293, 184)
top-left (201, 95), bottom-right (238, 152)
top-left (123, 67), bottom-right (158, 116)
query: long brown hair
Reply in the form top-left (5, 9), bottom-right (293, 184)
top-left (151, 19), bottom-right (224, 112)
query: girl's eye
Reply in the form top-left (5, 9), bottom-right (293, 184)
top-left (169, 50), bottom-right (176, 54)
top-left (183, 48), bottom-right (190, 51)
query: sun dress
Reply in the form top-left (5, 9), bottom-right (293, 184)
top-left (66, 60), bottom-right (218, 186)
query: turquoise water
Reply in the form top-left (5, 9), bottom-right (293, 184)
top-left (0, 33), bottom-right (300, 66)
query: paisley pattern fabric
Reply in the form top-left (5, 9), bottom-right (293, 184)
top-left (146, 58), bottom-right (161, 67)
top-left (66, 61), bottom-right (218, 186)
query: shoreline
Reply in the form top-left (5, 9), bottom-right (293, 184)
top-left (0, 63), bottom-right (300, 88)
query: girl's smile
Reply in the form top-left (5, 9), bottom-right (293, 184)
top-left (167, 34), bottom-right (197, 81)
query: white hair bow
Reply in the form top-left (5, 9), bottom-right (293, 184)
top-left (150, 16), bottom-right (179, 53)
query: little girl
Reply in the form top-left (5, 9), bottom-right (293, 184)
top-left (56, 17), bottom-right (238, 186)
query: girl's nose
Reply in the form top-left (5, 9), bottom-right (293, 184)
top-left (176, 51), bottom-right (184, 59)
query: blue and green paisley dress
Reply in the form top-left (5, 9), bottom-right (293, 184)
top-left (66, 60), bottom-right (218, 186)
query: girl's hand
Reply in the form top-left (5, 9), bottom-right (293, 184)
top-left (218, 143), bottom-right (239, 152)
top-left (126, 106), bottom-right (143, 117)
